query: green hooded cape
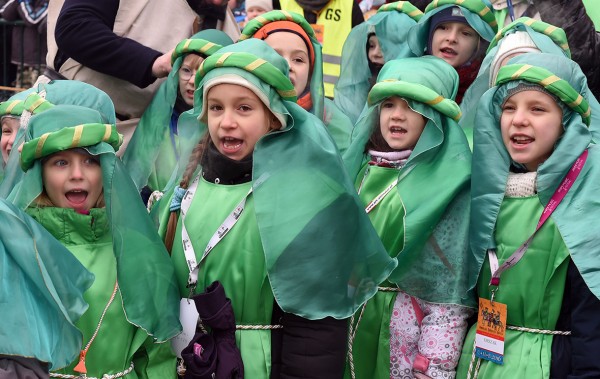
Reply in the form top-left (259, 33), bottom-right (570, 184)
top-left (408, 0), bottom-right (498, 57)
top-left (334, 1), bottom-right (423, 124)
top-left (10, 105), bottom-right (181, 343)
top-left (468, 53), bottom-right (600, 302)
top-left (0, 198), bottom-right (93, 370)
top-left (343, 55), bottom-right (474, 306)
top-left (160, 38), bottom-right (397, 319)
top-left (122, 30), bottom-right (233, 193)
top-left (0, 80), bottom-right (116, 197)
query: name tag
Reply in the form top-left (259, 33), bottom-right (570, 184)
top-left (172, 298), bottom-right (199, 358)
top-left (475, 298), bottom-right (507, 365)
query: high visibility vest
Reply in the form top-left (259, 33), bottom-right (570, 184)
top-left (280, 0), bottom-right (353, 98)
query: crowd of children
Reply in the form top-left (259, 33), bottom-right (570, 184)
top-left (2, 0), bottom-right (600, 378)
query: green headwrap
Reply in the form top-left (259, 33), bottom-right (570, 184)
top-left (460, 18), bottom-right (575, 147)
top-left (123, 30), bottom-right (233, 193)
top-left (343, 56), bottom-right (474, 306)
top-left (469, 53), bottom-right (600, 301)
top-left (408, 0), bottom-right (497, 57)
top-left (10, 105), bottom-right (181, 341)
top-left (160, 39), bottom-right (397, 319)
top-left (334, 1), bottom-right (423, 124)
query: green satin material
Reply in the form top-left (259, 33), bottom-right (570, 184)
top-left (344, 164), bottom-right (406, 378)
top-left (323, 98), bottom-right (352, 154)
top-left (457, 196), bottom-right (569, 378)
top-left (28, 207), bottom-right (176, 379)
top-left (146, 129), bottom-right (179, 192)
top-left (170, 179), bottom-right (273, 379)
top-left (0, 199), bottom-right (93, 370)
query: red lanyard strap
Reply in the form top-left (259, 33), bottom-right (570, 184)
top-left (489, 149), bottom-right (588, 287)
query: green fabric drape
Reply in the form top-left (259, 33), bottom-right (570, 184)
top-left (0, 199), bottom-right (93, 370)
top-left (343, 56), bottom-right (473, 306)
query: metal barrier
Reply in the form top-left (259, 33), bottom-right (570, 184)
top-left (0, 18), bottom-right (44, 101)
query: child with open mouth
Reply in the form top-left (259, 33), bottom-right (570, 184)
top-left (342, 55), bottom-right (474, 379)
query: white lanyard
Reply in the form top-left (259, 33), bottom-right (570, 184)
top-left (180, 173), bottom-right (253, 291)
top-left (358, 164), bottom-right (414, 214)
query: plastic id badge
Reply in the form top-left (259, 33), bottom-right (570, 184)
top-left (310, 24), bottom-right (325, 43)
top-left (475, 298), bottom-right (507, 365)
top-left (172, 298), bottom-right (200, 358)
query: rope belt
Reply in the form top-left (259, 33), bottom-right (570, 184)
top-left (50, 362), bottom-right (134, 379)
top-left (236, 324), bottom-right (283, 330)
top-left (467, 324), bottom-right (571, 379)
top-left (378, 286), bottom-right (401, 292)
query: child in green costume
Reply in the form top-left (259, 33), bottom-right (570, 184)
top-left (240, 10), bottom-right (354, 153)
top-left (457, 53), bottom-right (600, 378)
top-left (123, 30), bottom-right (233, 197)
top-left (160, 38), bottom-right (396, 378)
top-left (342, 55), bottom-right (474, 379)
top-left (334, 1), bottom-right (423, 124)
top-left (12, 105), bottom-right (182, 379)
top-left (408, 0), bottom-right (498, 103)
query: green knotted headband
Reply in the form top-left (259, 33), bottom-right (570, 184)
top-left (21, 123), bottom-right (123, 171)
top-left (196, 51), bottom-right (297, 101)
top-left (368, 79), bottom-right (462, 121)
top-left (487, 17), bottom-right (571, 57)
top-left (0, 99), bottom-right (25, 117)
top-left (377, 0), bottom-right (424, 21)
top-left (496, 63), bottom-right (591, 126)
top-left (426, 0), bottom-right (497, 31)
top-left (170, 38), bottom-right (224, 65)
top-left (239, 10), bottom-right (317, 42)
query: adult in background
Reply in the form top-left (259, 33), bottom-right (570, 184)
top-left (42, 0), bottom-right (240, 154)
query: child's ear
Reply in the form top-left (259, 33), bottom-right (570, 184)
top-left (270, 117), bottom-right (282, 131)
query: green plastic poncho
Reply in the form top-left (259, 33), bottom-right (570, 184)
top-left (0, 198), bottom-right (93, 370)
top-left (468, 53), bottom-right (600, 303)
top-left (240, 10), bottom-right (353, 153)
top-left (334, 1), bottom-right (423, 124)
top-left (344, 55), bottom-right (474, 306)
top-left (0, 80), bottom-right (116, 197)
top-left (408, 0), bottom-right (498, 57)
top-left (161, 38), bottom-right (397, 319)
top-left (122, 30), bottom-right (233, 193)
top-left (10, 105), bottom-right (181, 344)
top-left (460, 18), bottom-right (575, 147)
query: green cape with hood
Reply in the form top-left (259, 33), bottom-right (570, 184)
top-left (0, 198), bottom-right (93, 370)
top-left (122, 30), bottom-right (233, 193)
top-left (240, 10), bottom-right (353, 153)
top-left (11, 105), bottom-right (181, 342)
top-left (334, 1), bottom-right (423, 124)
top-left (159, 38), bottom-right (397, 319)
top-left (468, 53), bottom-right (600, 302)
top-left (343, 55), bottom-right (474, 306)
top-left (0, 80), bottom-right (116, 198)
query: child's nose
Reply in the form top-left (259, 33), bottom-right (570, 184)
top-left (70, 162), bottom-right (85, 179)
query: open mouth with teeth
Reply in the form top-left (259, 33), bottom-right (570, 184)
top-left (390, 126), bottom-right (408, 135)
top-left (221, 137), bottom-right (243, 153)
top-left (65, 190), bottom-right (89, 206)
top-left (440, 47), bottom-right (457, 57)
top-left (511, 135), bottom-right (534, 145)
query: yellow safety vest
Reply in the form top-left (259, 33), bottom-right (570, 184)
top-left (280, 0), bottom-right (353, 98)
